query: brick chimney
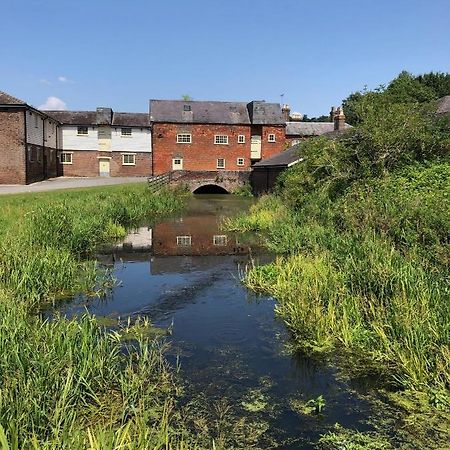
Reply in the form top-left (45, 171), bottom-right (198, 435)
top-left (330, 106), bottom-right (336, 122)
top-left (282, 104), bottom-right (291, 122)
top-left (334, 106), bottom-right (345, 131)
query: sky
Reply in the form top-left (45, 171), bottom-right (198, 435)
top-left (1, 0), bottom-right (449, 116)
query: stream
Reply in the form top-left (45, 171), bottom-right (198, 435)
top-left (52, 195), bottom-right (378, 449)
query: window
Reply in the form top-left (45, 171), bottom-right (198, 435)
top-left (122, 153), bottom-right (136, 165)
top-left (238, 135), bottom-right (245, 143)
top-left (60, 152), bottom-right (73, 164)
top-left (183, 105), bottom-right (191, 111)
top-left (177, 133), bottom-right (192, 143)
top-left (37, 148), bottom-right (42, 163)
top-left (34, 114), bottom-right (39, 128)
top-left (268, 134), bottom-right (276, 142)
top-left (237, 157), bottom-right (245, 166)
top-left (28, 146), bottom-right (34, 163)
top-left (215, 135), bottom-right (228, 145)
top-left (172, 158), bottom-right (183, 170)
top-left (217, 158), bottom-right (225, 169)
top-left (176, 235), bottom-right (192, 246)
top-left (121, 128), bottom-right (132, 136)
top-left (213, 235), bottom-right (228, 246)
top-left (77, 126), bottom-right (88, 135)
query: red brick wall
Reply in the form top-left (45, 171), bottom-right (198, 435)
top-left (59, 150), bottom-right (151, 177)
top-left (0, 110), bottom-right (26, 184)
top-left (152, 123), bottom-right (255, 175)
top-left (261, 125), bottom-right (286, 159)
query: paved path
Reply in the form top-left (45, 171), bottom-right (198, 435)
top-left (0, 177), bottom-right (147, 195)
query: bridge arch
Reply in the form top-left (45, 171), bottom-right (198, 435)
top-left (192, 184), bottom-right (229, 194)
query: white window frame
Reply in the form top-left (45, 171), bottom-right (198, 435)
top-left (214, 135), bottom-right (229, 145)
top-left (237, 157), bottom-right (245, 166)
top-left (77, 126), bottom-right (89, 136)
top-left (237, 135), bottom-right (245, 144)
top-left (217, 158), bottom-right (225, 169)
top-left (172, 158), bottom-right (183, 170)
top-left (176, 235), bottom-right (192, 246)
top-left (177, 133), bottom-right (192, 144)
top-left (122, 153), bottom-right (136, 166)
top-left (213, 235), bottom-right (228, 246)
top-left (60, 152), bottom-right (73, 165)
top-left (268, 133), bottom-right (276, 142)
top-left (121, 127), bottom-right (132, 137)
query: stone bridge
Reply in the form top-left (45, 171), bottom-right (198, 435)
top-left (169, 170), bottom-right (250, 193)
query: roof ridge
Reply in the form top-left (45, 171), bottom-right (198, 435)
top-left (0, 90), bottom-right (27, 104)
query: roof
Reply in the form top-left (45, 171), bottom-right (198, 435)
top-left (44, 110), bottom-right (150, 127)
top-left (149, 99), bottom-right (285, 125)
top-left (286, 121), bottom-right (351, 136)
top-left (252, 145), bottom-right (303, 168)
top-left (0, 90), bottom-right (26, 105)
top-left (150, 100), bottom-right (250, 124)
top-left (436, 96), bottom-right (450, 116)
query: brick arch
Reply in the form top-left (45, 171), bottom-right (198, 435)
top-left (192, 183), bottom-right (230, 194)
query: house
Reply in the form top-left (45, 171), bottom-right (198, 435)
top-left (0, 91), bottom-right (59, 184)
top-left (285, 106), bottom-right (351, 146)
top-left (149, 100), bottom-right (286, 175)
top-left (251, 145), bottom-right (303, 194)
top-left (45, 108), bottom-right (151, 177)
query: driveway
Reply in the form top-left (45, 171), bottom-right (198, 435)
top-left (0, 177), bottom-right (148, 195)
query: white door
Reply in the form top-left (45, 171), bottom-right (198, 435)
top-left (172, 158), bottom-right (183, 170)
top-left (251, 135), bottom-right (262, 159)
top-left (99, 159), bottom-right (110, 177)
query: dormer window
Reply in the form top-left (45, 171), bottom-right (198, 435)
top-left (183, 105), bottom-right (191, 111)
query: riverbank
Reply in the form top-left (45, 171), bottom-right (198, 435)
top-left (0, 184), bottom-right (198, 448)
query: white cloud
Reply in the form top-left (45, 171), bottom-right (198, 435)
top-left (58, 76), bottom-right (73, 83)
top-left (39, 78), bottom-right (51, 85)
top-left (39, 96), bottom-right (67, 110)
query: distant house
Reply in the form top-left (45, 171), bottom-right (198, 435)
top-left (436, 95), bottom-right (450, 118)
top-left (0, 91), bottom-right (59, 184)
top-left (285, 107), bottom-right (351, 146)
top-left (149, 100), bottom-right (286, 175)
top-left (45, 108), bottom-right (151, 177)
top-left (251, 145), bottom-right (303, 194)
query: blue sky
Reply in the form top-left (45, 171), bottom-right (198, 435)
top-left (1, 0), bottom-right (449, 116)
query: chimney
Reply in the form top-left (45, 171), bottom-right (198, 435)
top-left (330, 106), bottom-right (336, 122)
top-left (334, 106), bottom-right (345, 131)
top-left (282, 104), bottom-right (291, 122)
top-left (96, 107), bottom-right (113, 125)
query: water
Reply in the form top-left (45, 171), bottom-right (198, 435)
top-left (53, 195), bottom-right (376, 448)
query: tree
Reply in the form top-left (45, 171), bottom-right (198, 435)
top-left (181, 94), bottom-right (193, 101)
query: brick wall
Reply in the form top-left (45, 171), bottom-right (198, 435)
top-left (0, 110), bottom-right (26, 184)
top-left (59, 150), bottom-right (151, 177)
top-left (152, 123), bottom-right (254, 175)
top-left (260, 125), bottom-right (286, 159)
top-left (26, 145), bottom-right (59, 184)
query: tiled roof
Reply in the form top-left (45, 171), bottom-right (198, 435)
top-left (43, 110), bottom-right (151, 127)
top-left (252, 145), bottom-right (303, 168)
top-left (0, 90), bottom-right (26, 105)
top-left (247, 101), bottom-right (285, 125)
top-left (437, 96), bottom-right (450, 116)
top-left (43, 110), bottom-right (97, 125)
top-left (286, 121), bottom-right (351, 136)
top-left (112, 112), bottom-right (150, 127)
top-left (150, 100), bottom-right (251, 124)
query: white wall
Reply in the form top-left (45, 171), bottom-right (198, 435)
top-left (111, 127), bottom-right (151, 152)
top-left (26, 111), bottom-right (58, 148)
top-left (61, 125), bottom-right (98, 150)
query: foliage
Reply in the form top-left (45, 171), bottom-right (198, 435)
top-left (232, 183), bottom-right (253, 197)
top-left (301, 114), bottom-right (331, 122)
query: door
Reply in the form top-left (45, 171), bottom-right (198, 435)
top-left (251, 135), bottom-right (262, 159)
top-left (99, 159), bottom-right (110, 177)
top-left (172, 157), bottom-right (183, 170)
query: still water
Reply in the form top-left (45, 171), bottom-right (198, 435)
top-left (54, 195), bottom-right (376, 449)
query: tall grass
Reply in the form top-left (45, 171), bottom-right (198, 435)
top-left (228, 164), bottom-right (450, 396)
top-left (0, 184), bottom-right (200, 448)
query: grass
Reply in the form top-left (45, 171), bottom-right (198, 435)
top-left (0, 184), bottom-right (202, 448)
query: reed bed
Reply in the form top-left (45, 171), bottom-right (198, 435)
top-left (0, 184), bottom-right (200, 448)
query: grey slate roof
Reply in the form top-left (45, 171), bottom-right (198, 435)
top-left (150, 100), bottom-right (285, 125)
top-left (252, 145), bottom-right (303, 168)
top-left (44, 110), bottom-right (150, 127)
top-left (437, 96), bottom-right (450, 117)
top-left (0, 90), bottom-right (26, 105)
top-left (286, 121), bottom-right (351, 136)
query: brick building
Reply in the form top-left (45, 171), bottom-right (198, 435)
top-left (0, 91), bottom-right (59, 184)
top-left (45, 108), bottom-right (152, 177)
top-left (149, 100), bottom-right (285, 175)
